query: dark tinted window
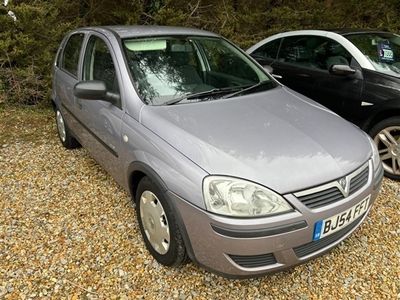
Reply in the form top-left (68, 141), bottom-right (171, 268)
top-left (278, 35), bottom-right (352, 70)
top-left (252, 39), bottom-right (281, 59)
top-left (83, 36), bottom-right (119, 94)
top-left (61, 33), bottom-right (84, 76)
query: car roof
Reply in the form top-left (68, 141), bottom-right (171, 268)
top-left (328, 28), bottom-right (391, 36)
top-left (246, 29), bottom-right (378, 71)
top-left (79, 25), bottom-right (219, 39)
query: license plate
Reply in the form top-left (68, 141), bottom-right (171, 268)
top-left (312, 195), bottom-right (370, 241)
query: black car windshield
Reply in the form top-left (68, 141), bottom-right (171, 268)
top-left (346, 33), bottom-right (400, 77)
top-left (123, 36), bottom-right (274, 105)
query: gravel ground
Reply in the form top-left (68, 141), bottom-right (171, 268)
top-left (0, 107), bottom-right (399, 299)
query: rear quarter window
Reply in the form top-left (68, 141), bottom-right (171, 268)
top-left (61, 33), bottom-right (85, 77)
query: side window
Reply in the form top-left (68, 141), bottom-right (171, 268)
top-left (83, 36), bottom-right (119, 94)
top-left (61, 33), bottom-right (84, 77)
top-left (252, 39), bottom-right (281, 60)
top-left (278, 35), bottom-right (353, 70)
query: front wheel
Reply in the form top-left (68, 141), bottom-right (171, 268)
top-left (135, 176), bottom-right (187, 266)
top-left (369, 116), bottom-right (400, 180)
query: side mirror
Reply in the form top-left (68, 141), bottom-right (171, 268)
top-left (263, 65), bottom-right (273, 74)
top-left (329, 64), bottom-right (356, 76)
top-left (74, 80), bottom-right (107, 99)
top-left (74, 80), bottom-right (120, 104)
top-left (262, 65), bottom-right (283, 79)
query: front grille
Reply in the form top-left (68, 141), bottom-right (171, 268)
top-left (297, 187), bottom-right (344, 208)
top-left (228, 253), bottom-right (277, 268)
top-left (295, 163), bottom-right (369, 209)
top-left (293, 213), bottom-right (365, 258)
top-left (349, 166), bottom-right (369, 194)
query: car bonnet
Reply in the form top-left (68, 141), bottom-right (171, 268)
top-left (140, 86), bottom-right (371, 194)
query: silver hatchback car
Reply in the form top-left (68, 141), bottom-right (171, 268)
top-left (52, 26), bottom-right (383, 278)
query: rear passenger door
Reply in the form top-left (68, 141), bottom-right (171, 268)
top-left (55, 32), bottom-right (85, 134)
top-left (75, 34), bottom-right (124, 183)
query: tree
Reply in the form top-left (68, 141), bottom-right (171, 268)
top-left (1, 0), bottom-right (399, 106)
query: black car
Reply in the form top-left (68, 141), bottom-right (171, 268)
top-left (248, 29), bottom-right (400, 179)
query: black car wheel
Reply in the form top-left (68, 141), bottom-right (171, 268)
top-left (55, 109), bottom-right (80, 149)
top-left (370, 117), bottom-right (400, 180)
top-left (135, 176), bottom-right (187, 266)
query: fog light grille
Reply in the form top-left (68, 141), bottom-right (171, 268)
top-left (228, 253), bottom-right (277, 268)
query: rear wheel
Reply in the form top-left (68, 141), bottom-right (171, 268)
top-left (55, 109), bottom-right (80, 149)
top-left (135, 176), bottom-right (187, 266)
top-left (369, 116), bottom-right (400, 180)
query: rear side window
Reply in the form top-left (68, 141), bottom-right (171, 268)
top-left (252, 39), bottom-right (281, 59)
top-left (61, 33), bottom-right (84, 77)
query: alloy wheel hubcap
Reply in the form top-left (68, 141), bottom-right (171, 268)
top-left (140, 190), bottom-right (170, 255)
top-left (374, 126), bottom-right (400, 175)
top-left (56, 110), bottom-right (66, 142)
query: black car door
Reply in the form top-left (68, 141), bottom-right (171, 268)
top-left (268, 35), bottom-right (364, 116)
top-left (270, 36), bottom-right (321, 100)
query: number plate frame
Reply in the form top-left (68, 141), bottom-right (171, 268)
top-left (312, 195), bottom-right (370, 241)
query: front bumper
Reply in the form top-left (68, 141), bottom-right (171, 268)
top-left (169, 161), bottom-right (383, 278)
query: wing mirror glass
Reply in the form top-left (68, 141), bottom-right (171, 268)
top-left (329, 64), bottom-right (356, 76)
top-left (263, 65), bottom-right (273, 73)
top-left (74, 80), bottom-right (120, 104)
top-left (262, 65), bottom-right (282, 79)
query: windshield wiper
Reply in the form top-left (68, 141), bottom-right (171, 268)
top-left (165, 86), bottom-right (244, 106)
top-left (222, 80), bottom-right (273, 99)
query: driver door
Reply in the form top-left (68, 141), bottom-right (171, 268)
top-left (272, 35), bottom-right (363, 116)
top-left (75, 34), bottom-right (124, 183)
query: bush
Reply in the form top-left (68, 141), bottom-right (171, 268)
top-left (0, 2), bottom-right (77, 105)
top-left (0, 0), bottom-right (399, 106)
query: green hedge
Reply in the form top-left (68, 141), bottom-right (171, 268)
top-left (1, 0), bottom-right (399, 106)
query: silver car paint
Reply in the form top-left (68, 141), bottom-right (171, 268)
top-left (141, 86), bottom-right (371, 195)
top-left (52, 26), bottom-right (381, 277)
top-left (170, 167), bottom-right (381, 277)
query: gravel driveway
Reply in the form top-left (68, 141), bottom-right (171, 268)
top-left (0, 108), bottom-right (399, 299)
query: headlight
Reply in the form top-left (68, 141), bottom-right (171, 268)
top-left (203, 176), bottom-right (293, 217)
top-left (367, 135), bottom-right (380, 171)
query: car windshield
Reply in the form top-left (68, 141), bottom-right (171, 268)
top-left (123, 36), bottom-right (274, 105)
top-left (346, 33), bottom-right (400, 77)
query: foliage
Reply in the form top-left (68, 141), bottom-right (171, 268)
top-left (1, 0), bottom-right (399, 106)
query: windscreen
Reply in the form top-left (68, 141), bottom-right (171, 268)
top-left (123, 36), bottom-right (272, 105)
top-left (346, 33), bottom-right (400, 77)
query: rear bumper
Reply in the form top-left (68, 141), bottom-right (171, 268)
top-left (169, 161), bottom-right (383, 278)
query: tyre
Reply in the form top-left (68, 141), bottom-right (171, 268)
top-left (369, 116), bottom-right (400, 180)
top-left (135, 176), bottom-right (187, 266)
top-left (55, 108), bottom-right (80, 149)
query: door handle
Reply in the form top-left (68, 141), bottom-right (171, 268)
top-left (296, 73), bottom-right (311, 78)
top-left (272, 73), bottom-right (283, 79)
